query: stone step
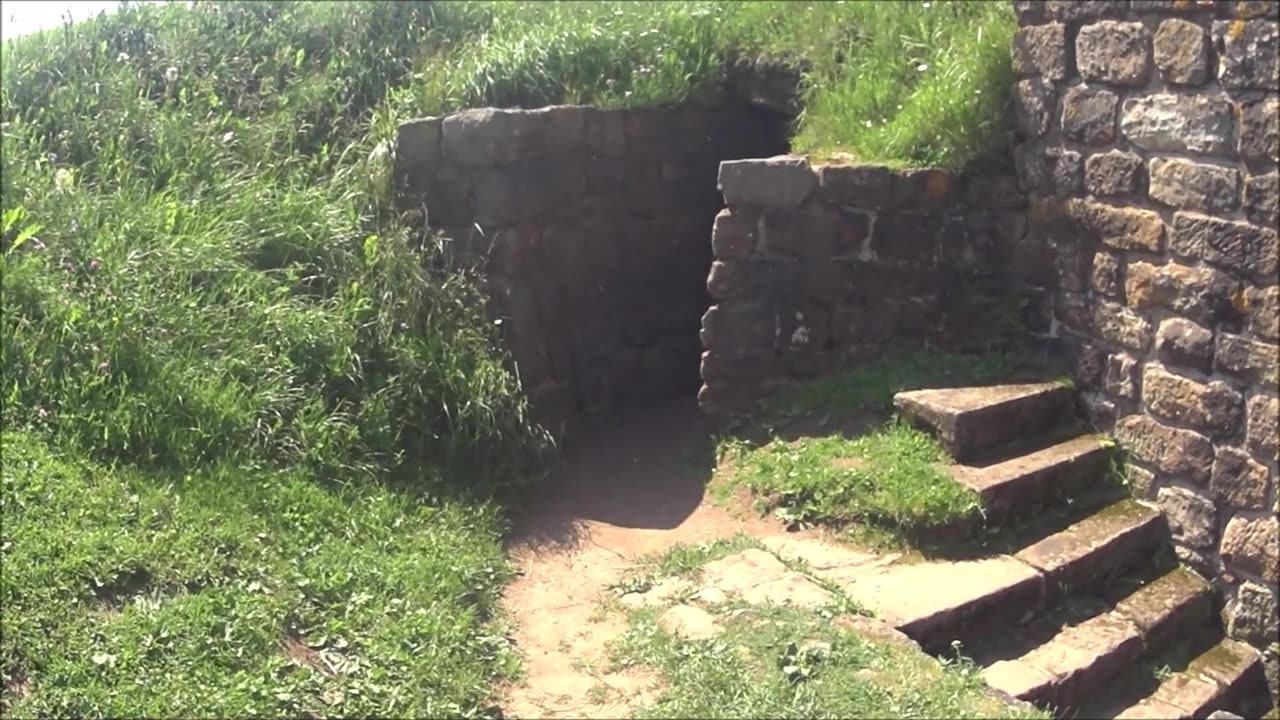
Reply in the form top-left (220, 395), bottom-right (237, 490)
top-left (1013, 499), bottom-right (1169, 603)
top-left (1102, 638), bottom-right (1271, 720)
top-left (979, 566), bottom-right (1213, 714)
top-left (947, 434), bottom-right (1113, 528)
top-left (893, 382), bottom-right (1074, 462)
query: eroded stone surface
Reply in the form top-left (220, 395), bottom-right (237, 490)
top-left (659, 604), bottom-right (722, 640)
top-left (1014, 499), bottom-right (1165, 592)
top-left (698, 549), bottom-right (834, 608)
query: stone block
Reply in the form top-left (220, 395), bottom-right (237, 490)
top-left (1094, 301), bottom-right (1154, 351)
top-left (1015, 143), bottom-right (1083, 198)
top-left (1154, 18), bottom-right (1210, 84)
top-left (719, 156), bottom-right (816, 209)
top-left (1128, 464), bottom-right (1157, 498)
top-left (1091, 252), bottom-right (1123, 298)
top-left (442, 108), bottom-right (541, 168)
top-left (1115, 414), bottom-right (1214, 484)
top-left (1156, 318), bottom-right (1215, 371)
top-left (1170, 212), bottom-right (1279, 282)
top-left (1156, 486), bottom-right (1217, 550)
top-left (1077, 21), bottom-right (1153, 86)
top-left (1217, 333), bottom-right (1280, 388)
top-left (1238, 96), bottom-right (1280, 161)
top-left (1086, 150), bottom-right (1143, 197)
top-left (1212, 446), bottom-right (1270, 510)
top-left (394, 116), bottom-right (442, 190)
top-left (1243, 172), bottom-right (1279, 228)
top-left (1246, 394), bottom-right (1278, 461)
top-left (1048, 1), bottom-right (1129, 21)
top-left (1148, 158), bottom-right (1240, 213)
top-left (1220, 515), bottom-right (1279, 583)
top-left (874, 212), bottom-right (939, 264)
top-left (1013, 23), bottom-right (1069, 80)
top-left (707, 258), bottom-right (800, 303)
top-left (759, 207), bottom-right (846, 260)
top-left (584, 109), bottom-right (626, 156)
top-left (1120, 95), bottom-right (1235, 155)
top-left (1062, 85), bottom-right (1120, 145)
top-left (1069, 200), bottom-right (1165, 253)
top-left (1214, 19), bottom-right (1279, 89)
top-left (817, 164), bottom-right (893, 208)
top-left (1244, 285), bottom-right (1280, 340)
top-left (711, 208), bottom-right (758, 261)
top-left (1014, 78), bottom-right (1056, 138)
top-left (1106, 353), bottom-right (1140, 399)
top-left (965, 175), bottom-right (1026, 210)
top-left (1125, 261), bottom-right (1240, 325)
top-left (1142, 363), bottom-right (1243, 436)
top-left (1227, 582), bottom-right (1279, 646)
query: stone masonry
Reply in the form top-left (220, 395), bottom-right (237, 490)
top-left (395, 104), bottom-right (788, 438)
top-left (698, 157), bottom-right (1041, 414)
top-left (1012, 0), bottom-right (1279, 668)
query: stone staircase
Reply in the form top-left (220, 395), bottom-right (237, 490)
top-left (882, 382), bottom-right (1274, 719)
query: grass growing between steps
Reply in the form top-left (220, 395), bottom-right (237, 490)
top-left (713, 351), bottom-right (1067, 547)
top-left (602, 542), bottom-right (1049, 720)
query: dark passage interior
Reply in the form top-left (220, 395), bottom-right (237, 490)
top-left (613, 102), bottom-right (793, 409)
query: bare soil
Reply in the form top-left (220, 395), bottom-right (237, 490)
top-left (499, 398), bottom-right (798, 719)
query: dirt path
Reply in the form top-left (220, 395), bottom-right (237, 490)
top-left (498, 398), bottom-right (795, 719)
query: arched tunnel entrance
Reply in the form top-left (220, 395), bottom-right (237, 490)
top-left (394, 97), bottom-right (793, 439)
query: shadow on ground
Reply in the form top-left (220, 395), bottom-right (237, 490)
top-left (506, 397), bottom-right (720, 555)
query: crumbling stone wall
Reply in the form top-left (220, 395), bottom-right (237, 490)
top-left (1011, 0), bottom-right (1278, 655)
top-left (394, 103), bottom-right (788, 437)
top-left (698, 157), bottom-right (1040, 414)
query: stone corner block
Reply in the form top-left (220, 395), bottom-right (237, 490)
top-left (719, 156), bottom-right (817, 209)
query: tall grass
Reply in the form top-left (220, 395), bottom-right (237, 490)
top-left (2, 0), bottom-right (550, 492)
top-left (394, 0), bottom-right (1016, 169)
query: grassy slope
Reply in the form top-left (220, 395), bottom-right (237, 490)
top-left (397, 0), bottom-right (1016, 169)
top-left (1, 3), bottom-right (547, 716)
top-left (2, 1), bottom-right (1018, 715)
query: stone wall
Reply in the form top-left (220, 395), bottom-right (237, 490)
top-left (1011, 0), bottom-right (1278, 655)
top-left (394, 103), bottom-right (788, 437)
top-left (698, 157), bottom-right (1041, 414)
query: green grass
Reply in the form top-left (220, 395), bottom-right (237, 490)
top-left (720, 421), bottom-right (980, 537)
top-left (604, 543), bottom-right (1048, 720)
top-left (1, 431), bottom-right (517, 717)
top-left (394, 1), bottom-right (1016, 169)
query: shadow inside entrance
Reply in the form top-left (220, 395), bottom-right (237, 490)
top-left (505, 396), bottom-right (718, 555)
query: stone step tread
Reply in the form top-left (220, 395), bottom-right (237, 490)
top-left (1014, 499), bottom-right (1168, 598)
top-left (947, 434), bottom-right (1111, 522)
top-left (1109, 639), bottom-right (1269, 720)
top-left (894, 382), bottom-right (1074, 462)
top-left (834, 555), bottom-right (1045, 655)
top-left (980, 567), bottom-right (1213, 711)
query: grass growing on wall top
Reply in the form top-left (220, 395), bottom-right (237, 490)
top-left (398, 0), bottom-right (1017, 169)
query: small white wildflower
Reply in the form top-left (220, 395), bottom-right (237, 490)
top-left (864, 120), bottom-right (873, 128)
top-left (606, 79), bottom-right (616, 90)
top-left (624, 90), bottom-right (633, 99)
top-left (922, 1), bottom-right (931, 7)
top-left (117, 52), bottom-right (129, 63)
top-left (917, 63), bottom-right (929, 72)
top-left (165, 66), bottom-right (178, 83)
top-left (897, 104), bottom-right (903, 110)
top-left (47, 153), bottom-right (58, 164)
top-left (54, 168), bottom-right (74, 194)
top-left (222, 130), bottom-right (235, 143)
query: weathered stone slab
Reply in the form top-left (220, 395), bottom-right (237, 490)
top-left (1169, 212), bottom-right (1279, 282)
top-left (1077, 21), bottom-right (1152, 86)
top-left (1126, 261), bottom-right (1239, 325)
top-left (658, 604), bottom-right (721, 640)
top-left (1219, 515), bottom-right (1279, 584)
top-left (837, 556), bottom-right (1045, 654)
top-left (948, 435), bottom-right (1110, 526)
top-left (1013, 23), bottom-right (1069, 80)
top-left (1154, 18), bottom-right (1209, 85)
top-left (1157, 486), bottom-right (1217, 551)
top-left (1086, 150), bottom-right (1144, 197)
top-left (1111, 567), bottom-right (1212, 650)
top-left (893, 382), bottom-right (1073, 462)
top-left (698, 549), bottom-right (834, 608)
top-left (1148, 158), bottom-right (1240, 213)
top-left (1121, 95), bottom-right (1234, 154)
top-left (1213, 19), bottom-right (1279, 90)
top-left (718, 156), bottom-right (817, 209)
top-left (1114, 416), bottom-right (1213, 484)
top-left (1014, 499), bottom-right (1166, 597)
top-left (1211, 447), bottom-right (1270, 511)
top-left (1155, 318), bottom-right (1214, 371)
top-left (1142, 364), bottom-right (1243, 437)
